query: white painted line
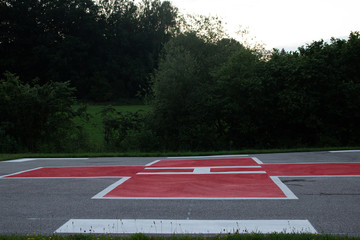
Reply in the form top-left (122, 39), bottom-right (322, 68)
top-left (92, 177), bottom-right (131, 199)
top-left (0, 167), bottom-right (43, 178)
top-left (97, 197), bottom-right (291, 200)
top-left (252, 157), bottom-right (264, 164)
top-left (145, 166), bottom-right (262, 170)
top-left (55, 219), bottom-right (317, 234)
top-left (145, 160), bottom-right (161, 166)
top-left (329, 150), bottom-right (360, 153)
top-left (193, 167), bottom-right (211, 174)
top-left (4, 158), bottom-right (89, 162)
top-left (270, 177), bottom-right (298, 199)
top-left (4, 158), bottom-right (36, 163)
top-left (167, 155), bottom-right (249, 159)
top-left (264, 162), bottom-right (360, 165)
top-left (1, 177), bottom-right (125, 179)
top-left (276, 175), bottom-right (360, 178)
top-left (137, 171), bottom-right (267, 175)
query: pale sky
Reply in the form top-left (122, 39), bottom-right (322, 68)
top-left (168, 0), bottom-right (360, 51)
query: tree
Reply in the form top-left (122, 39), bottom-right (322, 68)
top-left (150, 32), bottom-right (245, 150)
top-left (0, 72), bottom-right (88, 152)
top-left (0, 0), bottom-right (179, 101)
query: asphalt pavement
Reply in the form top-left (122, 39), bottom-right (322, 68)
top-left (0, 151), bottom-right (359, 236)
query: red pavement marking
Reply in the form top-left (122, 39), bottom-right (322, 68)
top-left (104, 174), bottom-right (287, 198)
top-left (4, 166), bottom-right (144, 178)
top-left (3, 158), bottom-right (360, 199)
top-left (263, 163), bottom-right (360, 176)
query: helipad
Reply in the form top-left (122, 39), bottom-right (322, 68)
top-left (3, 157), bottom-right (360, 200)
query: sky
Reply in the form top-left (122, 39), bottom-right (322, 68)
top-left (167, 0), bottom-right (360, 51)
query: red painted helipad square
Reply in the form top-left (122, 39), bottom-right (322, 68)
top-left (104, 173), bottom-right (287, 198)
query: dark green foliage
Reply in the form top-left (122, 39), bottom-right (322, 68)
top-left (0, 72), bottom-right (88, 152)
top-left (1, 0), bottom-right (359, 152)
top-left (0, 0), bottom-right (178, 101)
top-left (146, 32), bottom-right (360, 151)
top-left (149, 33), bottom-right (244, 151)
top-left (102, 106), bottom-right (159, 152)
top-left (263, 33), bottom-right (360, 147)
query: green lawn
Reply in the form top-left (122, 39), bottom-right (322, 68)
top-left (1, 147), bottom-right (359, 162)
top-left (75, 105), bottom-right (152, 152)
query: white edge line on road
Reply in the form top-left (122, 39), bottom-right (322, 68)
top-left (277, 175), bottom-right (360, 178)
top-left (167, 155), bottom-right (249, 159)
top-left (0, 167), bottom-right (43, 178)
top-left (329, 150), bottom-right (360, 153)
top-left (4, 158), bottom-right (89, 163)
top-left (4, 158), bottom-right (36, 163)
top-left (270, 176), bottom-right (298, 199)
top-left (55, 219), bottom-right (317, 234)
top-left (264, 162), bottom-right (360, 165)
top-left (92, 177), bottom-right (131, 199)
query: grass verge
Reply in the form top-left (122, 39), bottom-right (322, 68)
top-left (0, 233), bottom-right (359, 240)
top-left (1, 147), bottom-right (359, 161)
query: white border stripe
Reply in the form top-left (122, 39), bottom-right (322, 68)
top-left (270, 177), bottom-right (298, 199)
top-left (145, 166), bottom-right (262, 170)
top-left (167, 155), bottom-right (249, 159)
top-left (92, 177), bottom-right (131, 199)
top-left (97, 197), bottom-right (291, 200)
top-left (0, 167), bottom-right (43, 178)
top-left (329, 150), bottom-right (360, 153)
top-left (4, 158), bottom-right (36, 163)
top-left (1, 177), bottom-right (127, 179)
top-left (4, 158), bottom-right (89, 162)
top-left (252, 157), bottom-right (264, 164)
top-left (137, 171), bottom-right (267, 175)
top-left (145, 160), bottom-right (161, 166)
top-left (55, 219), bottom-right (317, 234)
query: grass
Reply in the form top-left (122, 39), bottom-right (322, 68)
top-left (0, 233), bottom-right (359, 240)
top-left (1, 147), bottom-right (359, 162)
top-left (0, 104), bottom-right (358, 161)
top-left (74, 104), bottom-right (152, 152)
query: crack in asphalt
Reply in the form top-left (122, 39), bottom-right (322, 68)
top-left (304, 193), bottom-right (360, 196)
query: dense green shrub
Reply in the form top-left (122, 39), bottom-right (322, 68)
top-left (101, 106), bottom-right (159, 152)
top-left (0, 72), bottom-right (88, 152)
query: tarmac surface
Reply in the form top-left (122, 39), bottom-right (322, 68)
top-left (0, 151), bottom-right (360, 236)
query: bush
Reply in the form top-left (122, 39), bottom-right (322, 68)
top-left (101, 106), bottom-right (159, 152)
top-left (0, 72), bottom-right (88, 152)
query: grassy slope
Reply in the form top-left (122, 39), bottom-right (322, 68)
top-left (1, 147), bottom-right (359, 161)
top-left (75, 105), bottom-right (152, 152)
top-left (0, 104), bottom-right (358, 161)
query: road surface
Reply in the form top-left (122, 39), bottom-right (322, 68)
top-left (0, 151), bottom-right (359, 235)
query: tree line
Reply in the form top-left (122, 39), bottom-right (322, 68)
top-left (103, 32), bottom-right (360, 151)
top-left (0, 0), bottom-right (178, 101)
top-left (1, 0), bottom-right (359, 152)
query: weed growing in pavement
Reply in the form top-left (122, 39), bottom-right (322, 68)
top-left (0, 234), bottom-right (360, 240)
